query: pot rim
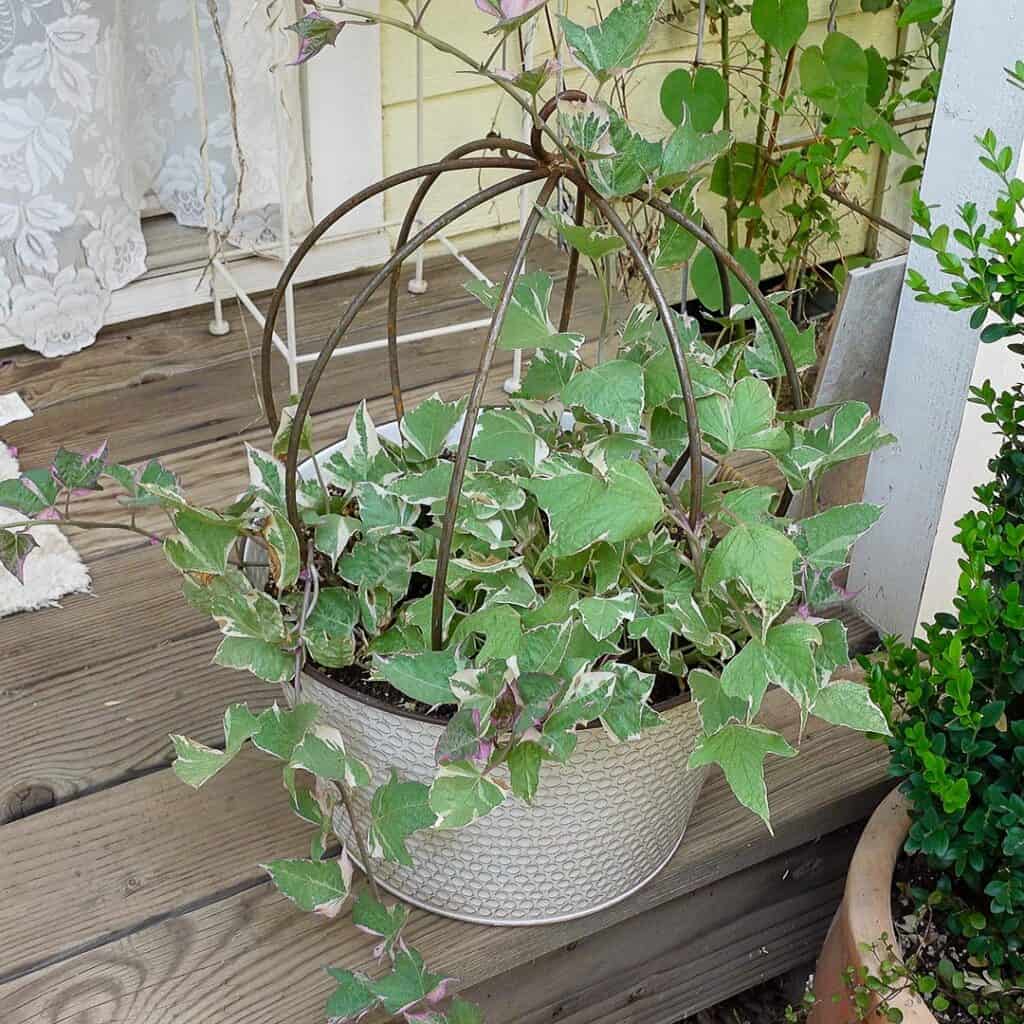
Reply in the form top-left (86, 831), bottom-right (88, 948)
top-left (302, 661), bottom-right (690, 730)
top-left (846, 786), bottom-right (934, 1020)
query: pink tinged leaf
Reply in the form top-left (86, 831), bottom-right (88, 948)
top-left (0, 530), bottom-right (39, 583)
top-left (285, 13), bottom-right (344, 65)
top-left (37, 507), bottom-right (62, 521)
top-left (4, 444), bottom-right (18, 458)
top-left (474, 738), bottom-right (495, 764)
top-left (424, 977), bottom-right (456, 1006)
top-left (85, 440), bottom-right (109, 463)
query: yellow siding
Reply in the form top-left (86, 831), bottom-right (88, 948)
top-left (379, 0), bottom-right (900, 271)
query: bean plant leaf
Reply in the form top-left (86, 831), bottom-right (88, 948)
top-left (540, 207), bottom-right (625, 259)
top-left (691, 245), bottom-right (760, 313)
top-left (688, 723), bottom-right (797, 828)
top-left (561, 358), bottom-right (645, 432)
top-left (429, 760), bottom-right (506, 829)
top-left (559, 0), bottom-right (660, 83)
top-left (810, 681), bottom-right (891, 734)
top-left (261, 856), bottom-right (352, 918)
top-left (465, 271), bottom-right (583, 354)
top-left (524, 459), bottom-right (663, 558)
top-left (374, 649), bottom-right (459, 706)
top-left (795, 503), bottom-right (882, 570)
top-left (704, 521), bottom-right (800, 622)
top-left (0, 529), bottom-right (37, 583)
top-left (400, 394), bottom-right (466, 460)
top-left (751, 0), bottom-right (808, 55)
top-left (659, 66), bottom-right (727, 131)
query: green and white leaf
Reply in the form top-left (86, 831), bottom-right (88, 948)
top-left (688, 723), bottom-right (797, 829)
top-left (368, 771), bottom-right (438, 866)
top-left (170, 703), bottom-right (262, 788)
top-left (507, 740), bottom-right (543, 803)
top-left (400, 394), bottom-right (466, 460)
top-left (698, 377), bottom-right (790, 455)
top-left (250, 702), bottom-right (319, 760)
top-left (429, 759), bottom-right (506, 829)
top-left (795, 503), bottom-right (882, 570)
top-left (559, 0), bottom-right (660, 82)
top-left (721, 622), bottom-right (822, 715)
top-left (601, 663), bottom-right (662, 741)
top-left (313, 513), bottom-right (359, 567)
top-left (213, 636), bottom-right (293, 682)
top-left (465, 271), bottom-right (583, 354)
top-left (703, 521), bottom-right (800, 622)
top-left (261, 855), bottom-right (352, 917)
top-left (656, 121), bottom-right (733, 190)
top-left (561, 358), bottom-right (645, 432)
top-left (289, 725), bottom-right (371, 788)
top-left (811, 680), bottom-right (891, 735)
top-left (574, 590), bottom-right (638, 640)
top-left (470, 407), bottom-right (549, 469)
top-left (373, 649), bottom-right (458, 706)
top-left (540, 206), bottom-right (625, 259)
top-left (688, 668), bottom-right (747, 734)
top-left (164, 507), bottom-right (240, 575)
top-left (524, 459), bottom-right (663, 558)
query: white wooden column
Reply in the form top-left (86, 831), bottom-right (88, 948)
top-left (848, 3), bottom-right (1024, 639)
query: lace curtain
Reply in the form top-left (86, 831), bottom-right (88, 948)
top-left (0, 0), bottom-right (308, 357)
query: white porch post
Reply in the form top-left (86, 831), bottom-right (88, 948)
top-left (848, 3), bottom-right (1024, 639)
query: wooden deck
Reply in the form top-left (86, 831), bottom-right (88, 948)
top-left (0, 239), bottom-right (890, 1024)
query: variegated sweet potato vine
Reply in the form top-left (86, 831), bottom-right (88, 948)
top-left (0, 295), bottom-right (892, 1016)
top-left (0, 4), bottom-right (905, 1021)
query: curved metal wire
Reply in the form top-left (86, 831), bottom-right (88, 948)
top-left (430, 174), bottom-right (561, 648)
top-left (263, 94), bottom-right (807, 657)
top-left (281, 169), bottom-right (549, 531)
top-left (645, 194), bottom-right (801, 404)
top-left (577, 178), bottom-right (705, 552)
top-left (530, 89), bottom-right (587, 162)
top-left (557, 181), bottom-right (587, 332)
top-left (387, 137), bottom-right (538, 420)
top-left (259, 155), bottom-right (537, 433)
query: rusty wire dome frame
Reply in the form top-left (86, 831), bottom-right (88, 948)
top-left (259, 91), bottom-right (801, 654)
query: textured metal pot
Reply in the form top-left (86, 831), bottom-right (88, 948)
top-left (248, 428), bottom-right (707, 925)
top-left (305, 668), bottom-right (707, 925)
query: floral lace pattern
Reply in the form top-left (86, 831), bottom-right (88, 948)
top-left (0, 0), bottom-right (305, 357)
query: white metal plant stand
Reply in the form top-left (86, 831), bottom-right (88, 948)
top-left (190, 1), bottom-right (546, 398)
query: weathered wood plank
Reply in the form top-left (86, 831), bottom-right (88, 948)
top-left (0, 750), bottom-right (315, 983)
top-left (2, 241), bottom-right (601, 470)
top-left (0, 629), bottom-right (272, 823)
top-left (0, 238), bottom-right (531, 413)
top-left (0, 691), bottom-right (889, 994)
top-left (464, 825), bottom-right (861, 1023)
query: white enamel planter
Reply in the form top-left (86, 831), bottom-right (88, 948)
top-left (251, 422), bottom-right (708, 925)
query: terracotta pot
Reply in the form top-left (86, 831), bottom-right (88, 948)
top-left (810, 788), bottom-right (934, 1023)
